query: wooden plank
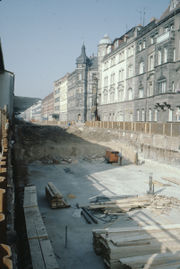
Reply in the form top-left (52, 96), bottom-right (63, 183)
top-left (162, 177), bottom-right (180, 186)
top-left (46, 183), bottom-right (69, 209)
top-left (105, 240), bottom-right (180, 259)
top-left (0, 188), bottom-right (5, 213)
top-left (23, 185), bottom-right (37, 208)
top-left (47, 182), bottom-right (63, 199)
top-left (28, 238), bottom-right (46, 269)
top-left (93, 224), bottom-right (180, 235)
top-left (103, 229), bottom-right (180, 247)
top-left (24, 207), bottom-right (48, 240)
top-left (39, 238), bottom-right (59, 269)
top-left (119, 252), bottom-right (180, 268)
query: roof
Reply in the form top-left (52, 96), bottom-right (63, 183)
top-left (99, 34), bottom-right (111, 45)
top-left (76, 44), bottom-right (89, 64)
top-left (89, 56), bottom-right (98, 70)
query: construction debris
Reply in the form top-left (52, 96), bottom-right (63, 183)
top-left (45, 182), bottom-right (70, 209)
top-left (93, 224), bottom-right (180, 269)
top-left (87, 195), bottom-right (153, 214)
top-left (161, 177), bottom-right (180, 186)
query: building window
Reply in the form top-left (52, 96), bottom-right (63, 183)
top-left (111, 56), bottom-right (115, 66)
top-left (110, 73), bottom-right (115, 84)
top-left (114, 40), bottom-right (119, 48)
top-left (118, 111), bottom-right (124, 122)
top-left (168, 109), bottom-right (173, 122)
top-left (142, 109), bottom-right (145, 121)
top-left (139, 88), bottom-right (144, 98)
top-left (172, 81), bottom-right (175, 92)
top-left (137, 110), bottom-right (140, 121)
top-left (55, 97), bottom-right (60, 103)
top-left (164, 47), bottom-right (168, 63)
top-left (148, 108), bottom-right (152, 122)
top-left (119, 69), bottom-right (124, 81)
top-left (119, 51), bottom-right (125, 62)
top-left (143, 41), bottom-right (146, 49)
top-left (176, 108), bottom-right (180, 121)
top-left (147, 81), bottom-right (153, 97)
top-left (104, 76), bottom-right (108, 87)
top-left (164, 26), bottom-right (169, 32)
top-left (158, 79), bottom-right (166, 93)
top-left (130, 113), bottom-right (133, 122)
top-left (128, 88), bottom-right (133, 100)
top-left (154, 109), bottom-right (158, 122)
top-left (139, 61), bottom-right (145, 74)
top-left (150, 37), bottom-right (154, 45)
top-left (118, 86), bottom-right (124, 101)
top-left (149, 55), bottom-right (154, 70)
top-left (78, 73), bottom-right (82, 80)
top-left (158, 50), bottom-right (162, 65)
top-left (139, 43), bottom-right (142, 51)
top-left (103, 91), bottom-right (108, 104)
top-left (110, 90), bottom-right (115, 103)
top-left (170, 24), bottom-right (174, 31)
top-left (128, 65), bottom-right (133, 78)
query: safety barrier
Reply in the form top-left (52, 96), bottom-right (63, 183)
top-left (85, 121), bottom-right (180, 137)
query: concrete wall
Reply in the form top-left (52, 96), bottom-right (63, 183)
top-left (85, 121), bottom-right (180, 164)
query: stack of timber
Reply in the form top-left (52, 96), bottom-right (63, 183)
top-left (88, 195), bottom-right (153, 214)
top-left (45, 182), bottom-right (70, 209)
top-left (24, 185), bottom-right (59, 269)
top-left (93, 224), bottom-right (180, 269)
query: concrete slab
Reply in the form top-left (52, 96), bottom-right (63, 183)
top-left (27, 159), bottom-right (180, 269)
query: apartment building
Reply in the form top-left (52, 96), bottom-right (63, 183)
top-left (41, 92), bottom-right (54, 121)
top-left (98, 27), bottom-right (141, 121)
top-left (97, 0), bottom-right (180, 122)
top-left (54, 73), bottom-right (69, 121)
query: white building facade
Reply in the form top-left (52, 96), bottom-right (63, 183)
top-left (98, 27), bottom-right (140, 121)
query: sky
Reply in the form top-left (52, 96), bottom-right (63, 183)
top-left (0, 0), bottom-right (170, 99)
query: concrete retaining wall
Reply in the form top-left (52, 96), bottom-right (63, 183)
top-left (85, 121), bottom-right (180, 165)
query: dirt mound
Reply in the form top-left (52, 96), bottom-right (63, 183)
top-left (14, 122), bottom-right (108, 164)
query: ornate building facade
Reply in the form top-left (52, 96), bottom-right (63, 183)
top-left (97, 0), bottom-right (180, 122)
top-left (67, 44), bottom-right (98, 122)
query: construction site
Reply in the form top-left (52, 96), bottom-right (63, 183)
top-left (1, 0), bottom-right (180, 267)
top-left (1, 111), bottom-right (180, 269)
